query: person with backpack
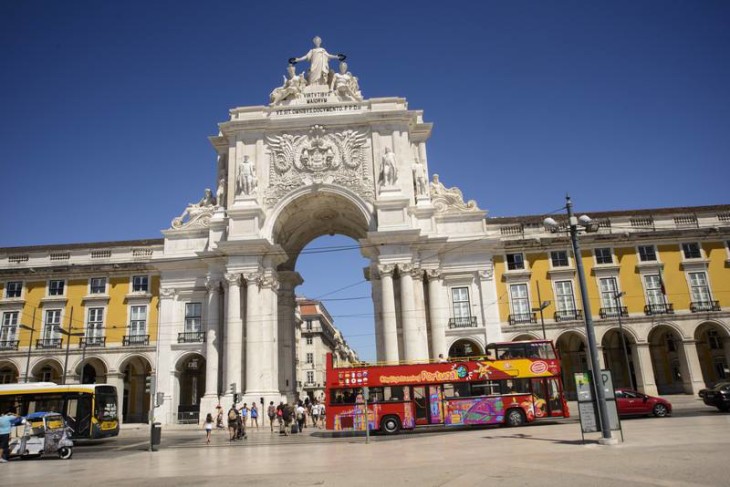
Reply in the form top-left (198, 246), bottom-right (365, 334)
top-left (281, 401), bottom-right (294, 436)
top-left (267, 401), bottom-right (277, 432)
top-left (227, 405), bottom-right (239, 441)
top-left (295, 401), bottom-right (306, 433)
top-left (276, 401), bottom-right (285, 435)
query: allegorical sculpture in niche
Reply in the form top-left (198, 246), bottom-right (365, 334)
top-left (378, 147), bottom-right (398, 189)
top-left (171, 188), bottom-right (217, 229)
top-left (429, 174), bottom-right (480, 213)
top-left (289, 36), bottom-right (345, 86)
top-left (265, 125), bottom-right (373, 205)
top-left (216, 177), bottom-right (226, 208)
top-left (412, 156), bottom-right (428, 197)
top-left (236, 155), bottom-right (258, 196)
top-left (269, 64), bottom-right (307, 105)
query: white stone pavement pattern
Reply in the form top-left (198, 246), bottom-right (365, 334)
top-left (2, 413), bottom-right (728, 486)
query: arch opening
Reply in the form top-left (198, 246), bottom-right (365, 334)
top-left (120, 355), bottom-right (152, 423)
top-left (601, 328), bottom-right (638, 390)
top-left (448, 339), bottom-right (483, 359)
top-left (176, 353), bottom-right (206, 423)
top-left (0, 361), bottom-right (19, 384)
top-left (556, 332), bottom-right (586, 400)
top-left (694, 322), bottom-right (730, 387)
top-left (648, 325), bottom-right (690, 395)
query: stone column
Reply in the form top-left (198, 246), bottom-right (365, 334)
top-left (278, 271), bottom-right (302, 401)
top-left (634, 343), bottom-right (658, 396)
top-left (379, 264), bottom-right (399, 362)
top-left (400, 264), bottom-right (428, 360)
top-left (155, 288), bottom-right (176, 424)
top-left (258, 273), bottom-right (279, 396)
top-left (370, 270), bottom-right (384, 361)
top-left (244, 272), bottom-right (264, 395)
top-left (203, 278), bottom-right (221, 398)
top-left (223, 273), bottom-right (243, 395)
top-left (478, 266), bottom-right (501, 344)
top-left (427, 269), bottom-right (448, 359)
top-left (680, 339), bottom-right (705, 395)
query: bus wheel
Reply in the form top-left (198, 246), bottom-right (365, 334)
top-left (58, 447), bottom-right (73, 460)
top-left (506, 409), bottom-right (525, 427)
top-left (380, 416), bottom-right (401, 435)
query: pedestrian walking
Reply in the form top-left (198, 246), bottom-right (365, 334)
top-left (1, 408), bottom-right (19, 463)
top-left (250, 403), bottom-right (259, 428)
top-left (203, 413), bottom-right (214, 445)
top-left (240, 403), bottom-right (249, 428)
top-left (267, 401), bottom-right (277, 432)
top-left (215, 405), bottom-right (224, 429)
top-left (282, 402), bottom-right (294, 436)
top-left (311, 401), bottom-right (321, 428)
top-left (319, 403), bottom-right (326, 428)
top-left (296, 402), bottom-right (306, 433)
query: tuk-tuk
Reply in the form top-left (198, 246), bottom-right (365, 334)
top-left (8, 411), bottom-right (74, 460)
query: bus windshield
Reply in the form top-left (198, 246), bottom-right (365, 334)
top-left (95, 386), bottom-right (119, 421)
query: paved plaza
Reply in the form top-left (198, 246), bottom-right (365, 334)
top-left (2, 397), bottom-right (728, 486)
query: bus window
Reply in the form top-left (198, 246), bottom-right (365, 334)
top-left (368, 387), bottom-right (385, 403)
top-left (443, 383), bottom-right (470, 398)
top-left (501, 379), bottom-right (531, 394)
top-left (384, 386), bottom-right (406, 402)
top-left (29, 394), bottom-right (64, 414)
top-left (95, 387), bottom-right (119, 421)
top-left (527, 343), bottom-right (556, 359)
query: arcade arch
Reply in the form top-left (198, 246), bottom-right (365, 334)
top-left (601, 328), bottom-right (638, 390)
top-left (120, 355), bottom-right (152, 423)
top-left (31, 358), bottom-right (63, 383)
top-left (648, 325), bottom-right (690, 394)
top-left (76, 357), bottom-right (108, 384)
top-left (555, 332), bottom-right (586, 400)
top-left (694, 321), bottom-right (730, 386)
top-left (175, 353), bottom-right (206, 423)
top-left (0, 360), bottom-right (19, 384)
top-left (448, 338), bottom-right (483, 359)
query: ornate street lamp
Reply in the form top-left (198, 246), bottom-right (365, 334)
top-left (545, 195), bottom-right (616, 444)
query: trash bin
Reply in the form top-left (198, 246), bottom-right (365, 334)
top-left (150, 422), bottom-right (162, 451)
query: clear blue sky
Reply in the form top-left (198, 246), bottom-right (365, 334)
top-left (2, 1), bottom-right (729, 360)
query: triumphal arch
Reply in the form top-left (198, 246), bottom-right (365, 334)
top-left (158, 37), bottom-right (499, 416)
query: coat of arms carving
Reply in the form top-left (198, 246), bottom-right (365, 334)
top-left (265, 125), bottom-right (373, 205)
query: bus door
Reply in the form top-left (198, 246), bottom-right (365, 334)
top-left (531, 378), bottom-right (565, 418)
top-left (412, 387), bottom-right (429, 425)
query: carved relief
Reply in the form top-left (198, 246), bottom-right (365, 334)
top-left (159, 288), bottom-right (176, 300)
top-left (205, 277), bottom-right (222, 293)
top-left (223, 273), bottom-right (241, 286)
top-left (478, 264), bottom-right (494, 281)
top-left (425, 268), bottom-right (442, 280)
top-left (429, 174), bottom-right (480, 214)
top-left (265, 125), bottom-right (372, 205)
top-left (171, 189), bottom-right (216, 229)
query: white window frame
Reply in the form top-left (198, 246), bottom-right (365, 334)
top-left (306, 371), bottom-right (315, 384)
top-left (48, 279), bottom-right (66, 297)
top-left (1, 311), bottom-right (19, 342)
top-left (550, 250), bottom-right (570, 268)
top-left (129, 305), bottom-right (148, 336)
top-left (44, 309), bottom-right (63, 340)
top-left (4, 281), bottom-right (23, 299)
top-left (687, 271), bottom-right (712, 305)
top-left (131, 275), bottom-right (150, 293)
top-left (594, 247), bottom-right (613, 265)
top-left (554, 280), bottom-right (577, 317)
top-left (599, 277), bottom-right (620, 312)
top-left (506, 253), bottom-right (525, 271)
top-left (184, 302), bottom-right (202, 332)
top-left (306, 352), bottom-right (314, 364)
top-left (637, 245), bottom-right (658, 262)
top-left (643, 274), bottom-right (665, 308)
top-left (508, 283), bottom-right (532, 323)
top-left (681, 242), bottom-right (703, 260)
top-left (89, 277), bottom-right (107, 295)
top-left (86, 307), bottom-right (105, 339)
top-left (451, 286), bottom-right (472, 320)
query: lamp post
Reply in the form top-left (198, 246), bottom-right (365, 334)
top-left (532, 283), bottom-right (551, 339)
top-left (545, 195), bottom-right (615, 444)
top-left (613, 291), bottom-right (635, 390)
top-left (19, 315), bottom-right (36, 383)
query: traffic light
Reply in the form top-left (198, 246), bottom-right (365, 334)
top-left (230, 383), bottom-right (238, 403)
top-left (145, 375), bottom-right (155, 394)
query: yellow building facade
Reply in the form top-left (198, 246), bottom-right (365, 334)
top-left (490, 205), bottom-right (730, 398)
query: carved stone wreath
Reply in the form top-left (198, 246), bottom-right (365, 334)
top-left (264, 125), bottom-right (373, 205)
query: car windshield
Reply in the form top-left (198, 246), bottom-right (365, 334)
top-left (712, 382), bottom-right (730, 391)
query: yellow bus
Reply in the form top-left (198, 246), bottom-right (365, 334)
top-left (0, 383), bottom-right (119, 439)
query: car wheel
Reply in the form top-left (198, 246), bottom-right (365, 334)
top-left (58, 447), bottom-right (73, 460)
top-left (652, 404), bottom-right (668, 417)
top-left (506, 408), bottom-right (526, 427)
top-left (380, 416), bottom-right (401, 435)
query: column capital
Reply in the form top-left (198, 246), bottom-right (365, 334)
top-left (223, 273), bottom-right (241, 286)
top-left (397, 262), bottom-right (415, 274)
top-left (205, 277), bottom-right (222, 293)
top-left (261, 275), bottom-right (279, 291)
top-left (378, 264), bottom-right (396, 278)
top-left (411, 267), bottom-right (424, 281)
top-left (478, 266), bottom-right (494, 281)
top-left (159, 288), bottom-right (176, 300)
top-left (425, 268), bottom-right (442, 280)
top-left (243, 271), bottom-right (263, 286)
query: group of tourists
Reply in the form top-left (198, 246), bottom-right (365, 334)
top-left (206, 397), bottom-right (326, 443)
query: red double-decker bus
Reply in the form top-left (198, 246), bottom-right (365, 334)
top-left (325, 340), bottom-right (569, 434)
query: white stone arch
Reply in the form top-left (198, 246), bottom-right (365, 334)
top-left (691, 318), bottom-right (730, 340)
top-left (646, 320), bottom-right (689, 341)
top-left (115, 353), bottom-right (154, 374)
top-left (73, 355), bottom-right (110, 384)
top-left (30, 357), bottom-right (64, 383)
top-left (173, 351), bottom-right (206, 421)
top-left (0, 358), bottom-right (21, 384)
top-left (598, 324), bottom-right (641, 346)
top-left (117, 353), bottom-right (153, 423)
top-left (264, 183), bottom-right (375, 243)
top-left (647, 323), bottom-right (691, 395)
top-left (447, 337), bottom-right (484, 358)
top-left (692, 319), bottom-right (730, 387)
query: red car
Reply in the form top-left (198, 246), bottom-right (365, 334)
top-left (615, 389), bottom-right (672, 417)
